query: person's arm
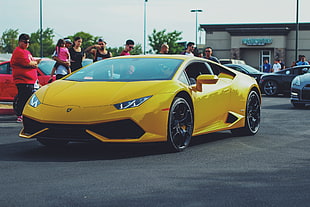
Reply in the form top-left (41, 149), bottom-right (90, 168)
top-left (49, 67), bottom-right (56, 79)
top-left (53, 56), bottom-right (70, 67)
top-left (84, 45), bottom-right (98, 53)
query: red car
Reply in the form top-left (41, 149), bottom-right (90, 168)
top-left (0, 58), bottom-right (56, 101)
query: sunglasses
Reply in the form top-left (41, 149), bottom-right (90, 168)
top-left (129, 46), bottom-right (134, 49)
top-left (205, 50), bottom-right (211, 52)
top-left (23, 40), bottom-right (31, 44)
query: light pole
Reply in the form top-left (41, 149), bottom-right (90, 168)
top-left (143, 0), bottom-right (148, 55)
top-left (295, 0), bottom-right (299, 62)
top-left (40, 0), bottom-right (43, 58)
top-left (190, 9), bottom-right (203, 45)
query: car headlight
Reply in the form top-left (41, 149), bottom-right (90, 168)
top-left (28, 94), bottom-right (41, 108)
top-left (114, 96), bottom-right (152, 110)
top-left (292, 77), bottom-right (301, 86)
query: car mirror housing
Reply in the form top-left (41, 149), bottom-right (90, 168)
top-left (195, 74), bottom-right (219, 92)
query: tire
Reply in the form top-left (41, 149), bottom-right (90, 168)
top-left (231, 90), bottom-right (261, 136)
top-left (263, 80), bottom-right (278, 96)
top-left (292, 102), bottom-right (305, 108)
top-left (167, 97), bottom-right (194, 152)
top-left (37, 138), bottom-right (69, 147)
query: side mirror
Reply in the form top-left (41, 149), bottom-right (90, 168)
top-left (195, 74), bottom-right (219, 92)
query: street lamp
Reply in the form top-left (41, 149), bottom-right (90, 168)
top-left (143, 0), bottom-right (148, 55)
top-left (40, 0), bottom-right (43, 58)
top-left (295, 0), bottom-right (299, 62)
top-left (190, 9), bottom-right (203, 45)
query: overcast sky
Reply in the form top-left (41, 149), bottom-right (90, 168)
top-left (1, 0), bottom-right (310, 48)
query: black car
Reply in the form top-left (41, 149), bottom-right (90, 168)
top-left (224, 64), bottom-right (264, 83)
top-left (291, 71), bottom-right (310, 108)
top-left (259, 65), bottom-right (310, 96)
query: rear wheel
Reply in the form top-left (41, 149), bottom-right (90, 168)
top-left (167, 97), bottom-right (193, 152)
top-left (231, 90), bottom-right (261, 136)
top-left (37, 139), bottom-right (69, 147)
top-left (292, 102), bottom-right (305, 108)
top-left (263, 80), bottom-right (278, 96)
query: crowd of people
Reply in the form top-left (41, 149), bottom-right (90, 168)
top-left (262, 54), bottom-right (309, 73)
top-left (9, 33), bottom-right (239, 122)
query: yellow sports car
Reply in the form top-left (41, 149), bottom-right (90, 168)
top-left (20, 55), bottom-right (261, 152)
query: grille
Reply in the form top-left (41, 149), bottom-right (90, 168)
top-left (301, 87), bottom-right (310, 100)
top-left (23, 116), bottom-right (145, 140)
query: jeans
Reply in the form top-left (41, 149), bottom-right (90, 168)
top-left (15, 84), bottom-right (34, 116)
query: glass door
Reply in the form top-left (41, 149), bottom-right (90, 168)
top-left (260, 50), bottom-right (271, 72)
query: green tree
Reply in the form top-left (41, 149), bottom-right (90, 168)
top-left (0, 29), bottom-right (19, 53)
top-left (148, 29), bottom-right (183, 54)
top-left (28, 28), bottom-right (55, 57)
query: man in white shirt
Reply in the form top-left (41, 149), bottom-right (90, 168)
top-left (271, 59), bottom-right (281, 72)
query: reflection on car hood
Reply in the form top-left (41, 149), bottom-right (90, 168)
top-left (40, 80), bottom-right (176, 107)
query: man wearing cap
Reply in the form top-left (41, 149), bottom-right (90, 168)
top-left (11, 33), bottom-right (41, 122)
top-left (85, 38), bottom-right (112, 62)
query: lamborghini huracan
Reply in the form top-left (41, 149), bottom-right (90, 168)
top-left (20, 55), bottom-right (261, 152)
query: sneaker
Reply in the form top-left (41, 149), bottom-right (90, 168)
top-left (16, 116), bottom-right (23, 123)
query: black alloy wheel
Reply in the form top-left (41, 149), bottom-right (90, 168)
top-left (168, 97), bottom-right (194, 152)
top-left (231, 90), bottom-right (261, 136)
top-left (263, 80), bottom-right (278, 96)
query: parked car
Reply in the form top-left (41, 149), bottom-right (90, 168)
top-left (290, 70), bottom-right (310, 108)
top-left (224, 64), bottom-right (264, 83)
top-left (259, 65), bottom-right (310, 96)
top-left (0, 58), bottom-right (56, 101)
top-left (220, 59), bottom-right (246, 64)
top-left (0, 58), bottom-right (92, 101)
top-left (19, 55), bottom-right (261, 152)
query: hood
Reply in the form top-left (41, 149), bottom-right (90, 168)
top-left (39, 80), bottom-right (177, 107)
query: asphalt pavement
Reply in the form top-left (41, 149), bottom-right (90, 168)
top-left (0, 96), bottom-right (310, 207)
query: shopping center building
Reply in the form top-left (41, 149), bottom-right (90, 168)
top-left (200, 23), bottom-right (310, 70)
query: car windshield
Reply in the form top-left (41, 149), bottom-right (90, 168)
top-left (38, 60), bottom-right (55, 75)
top-left (65, 58), bottom-right (183, 81)
top-left (240, 64), bottom-right (260, 73)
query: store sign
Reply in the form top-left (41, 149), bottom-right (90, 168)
top-left (242, 38), bottom-right (272, 46)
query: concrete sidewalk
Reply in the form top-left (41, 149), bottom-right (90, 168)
top-left (0, 102), bottom-right (14, 115)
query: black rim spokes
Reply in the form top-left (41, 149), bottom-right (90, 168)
top-left (248, 93), bottom-right (260, 131)
top-left (171, 103), bottom-right (192, 148)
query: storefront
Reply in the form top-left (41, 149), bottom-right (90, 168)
top-left (200, 23), bottom-right (310, 70)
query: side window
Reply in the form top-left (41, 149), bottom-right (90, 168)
top-left (185, 62), bottom-right (212, 81)
top-left (178, 71), bottom-right (190, 85)
top-left (0, 63), bottom-right (9, 74)
top-left (208, 61), bottom-right (236, 77)
top-left (208, 62), bottom-right (222, 75)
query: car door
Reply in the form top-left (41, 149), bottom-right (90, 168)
top-left (0, 62), bottom-right (17, 101)
top-left (185, 61), bottom-right (231, 131)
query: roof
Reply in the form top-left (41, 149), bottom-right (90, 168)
top-left (200, 22), bottom-right (310, 36)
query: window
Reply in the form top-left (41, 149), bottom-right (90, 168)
top-left (0, 63), bottom-right (9, 74)
top-left (185, 62), bottom-right (212, 81)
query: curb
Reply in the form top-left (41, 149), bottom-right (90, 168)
top-left (0, 103), bottom-right (15, 115)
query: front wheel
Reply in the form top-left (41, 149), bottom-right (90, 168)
top-left (263, 80), bottom-right (278, 96)
top-left (167, 97), bottom-right (194, 152)
top-left (292, 102), bottom-right (305, 108)
top-left (231, 90), bottom-right (261, 136)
